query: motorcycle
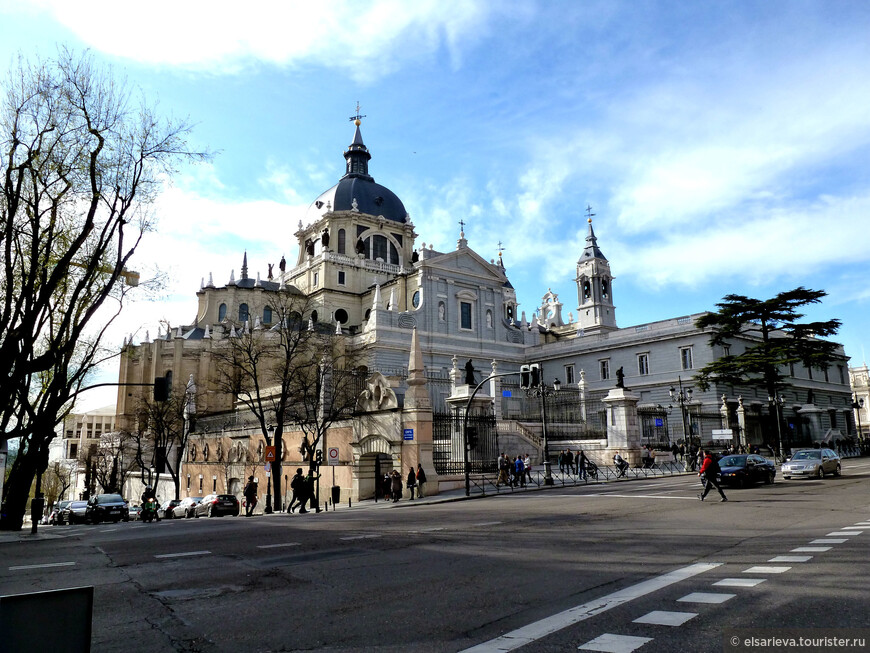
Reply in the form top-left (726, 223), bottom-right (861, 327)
top-left (141, 497), bottom-right (158, 523)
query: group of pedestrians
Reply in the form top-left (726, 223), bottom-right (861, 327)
top-left (496, 453), bottom-right (533, 487)
top-left (557, 449), bottom-right (591, 479)
top-left (382, 464), bottom-right (427, 502)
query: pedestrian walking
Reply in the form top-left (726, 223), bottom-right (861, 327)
top-left (288, 468), bottom-right (304, 513)
top-left (406, 466), bottom-right (417, 500)
top-left (243, 475), bottom-right (258, 516)
top-left (565, 450), bottom-right (575, 475)
top-left (698, 449), bottom-right (727, 502)
top-left (416, 464), bottom-right (427, 498)
top-left (613, 451), bottom-right (629, 477)
top-left (514, 455), bottom-right (526, 487)
top-left (300, 468), bottom-right (321, 513)
top-left (558, 450), bottom-right (566, 473)
top-left (497, 453), bottom-right (509, 487)
top-left (577, 449), bottom-right (588, 481)
top-left (390, 470), bottom-right (403, 502)
top-left (524, 454), bottom-right (532, 483)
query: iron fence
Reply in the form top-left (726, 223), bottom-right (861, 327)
top-left (432, 411), bottom-right (498, 475)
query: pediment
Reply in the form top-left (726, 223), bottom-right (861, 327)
top-left (422, 247), bottom-right (508, 285)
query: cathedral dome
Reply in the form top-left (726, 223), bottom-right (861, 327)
top-left (304, 121), bottom-right (408, 224)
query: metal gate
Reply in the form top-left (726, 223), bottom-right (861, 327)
top-left (432, 412), bottom-right (498, 475)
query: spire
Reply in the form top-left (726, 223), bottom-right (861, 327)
top-left (241, 252), bottom-right (249, 280)
top-left (404, 327), bottom-right (431, 410)
top-left (343, 104), bottom-right (373, 180)
top-left (578, 207), bottom-right (606, 262)
top-left (203, 324), bottom-right (211, 339)
top-left (228, 270), bottom-right (236, 286)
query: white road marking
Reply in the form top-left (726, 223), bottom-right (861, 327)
top-left (632, 610), bottom-right (697, 626)
top-left (677, 592), bottom-right (735, 604)
top-left (853, 522), bottom-right (870, 526)
top-left (154, 550), bottom-right (211, 559)
top-left (473, 521), bottom-right (504, 527)
top-left (792, 547), bottom-right (831, 552)
top-left (811, 538), bottom-right (847, 544)
top-left (339, 534), bottom-right (382, 541)
top-left (827, 531), bottom-right (862, 536)
top-left (9, 561), bottom-right (76, 571)
top-left (99, 528), bottom-right (119, 533)
top-left (584, 494), bottom-right (698, 501)
top-left (713, 578), bottom-right (766, 588)
top-left (768, 555), bottom-right (812, 563)
top-left (458, 562), bottom-right (721, 653)
top-left (257, 542), bottom-right (301, 549)
top-left (743, 566), bottom-right (790, 574)
top-left (579, 633), bottom-right (653, 652)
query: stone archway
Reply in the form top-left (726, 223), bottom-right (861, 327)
top-left (353, 435), bottom-right (398, 500)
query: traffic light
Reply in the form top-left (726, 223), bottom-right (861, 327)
top-left (153, 376), bottom-right (170, 402)
top-left (467, 427), bottom-right (479, 450)
top-left (520, 364), bottom-right (541, 390)
top-left (315, 449), bottom-right (324, 464)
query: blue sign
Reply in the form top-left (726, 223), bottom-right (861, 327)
top-left (502, 390), bottom-right (512, 397)
top-left (655, 418), bottom-right (663, 427)
top-left (403, 428), bottom-right (414, 441)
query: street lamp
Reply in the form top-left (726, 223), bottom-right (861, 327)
top-left (767, 394), bottom-right (785, 460)
top-left (669, 378), bottom-right (693, 446)
top-left (524, 371), bottom-right (560, 486)
top-left (852, 395), bottom-right (865, 443)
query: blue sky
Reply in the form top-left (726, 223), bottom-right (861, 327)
top-left (2, 0), bottom-right (869, 410)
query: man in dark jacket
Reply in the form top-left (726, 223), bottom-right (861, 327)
top-left (243, 476), bottom-right (258, 516)
top-left (288, 468), bottom-right (304, 513)
top-left (698, 450), bottom-right (728, 502)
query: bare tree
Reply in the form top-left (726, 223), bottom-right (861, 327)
top-left (0, 48), bottom-right (208, 529)
top-left (41, 459), bottom-right (76, 506)
top-left (213, 292), bottom-right (366, 512)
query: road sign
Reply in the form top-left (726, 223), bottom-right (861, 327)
top-left (654, 418), bottom-right (663, 427)
top-left (264, 461), bottom-right (271, 473)
top-left (264, 446), bottom-right (276, 462)
top-left (327, 447), bottom-right (340, 466)
top-left (403, 428), bottom-right (414, 441)
top-left (712, 429), bottom-right (733, 441)
top-left (502, 389), bottom-right (512, 397)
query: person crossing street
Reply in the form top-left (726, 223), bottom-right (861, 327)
top-left (698, 449), bottom-right (728, 502)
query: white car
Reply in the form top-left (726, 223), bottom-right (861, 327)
top-left (781, 448), bottom-right (841, 479)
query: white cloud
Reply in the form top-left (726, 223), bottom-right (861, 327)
top-left (23, 0), bottom-right (492, 80)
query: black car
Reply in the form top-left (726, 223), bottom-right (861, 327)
top-left (85, 493), bottom-right (130, 524)
top-left (718, 454), bottom-right (776, 487)
top-left (194, 494), bottom-right (240, 518)
top-left (62, 500), bottom-right (89, 525)
top-left (49, 500), bottom-right (72, 525)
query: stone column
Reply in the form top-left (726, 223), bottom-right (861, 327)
top-left (603, 387), bottom-right (641, 467)
top-left (736, 396), bottom-right (747, 447)
top-left (490, 360), bottom-right (502, 420)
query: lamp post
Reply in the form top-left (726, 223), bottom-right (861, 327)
top-left (525, 375), bottom-right (561, 486)
top-left (669, 378), bottom-right (693, 446)
top-left (767, 394), bottom-right (785, 460)
top-left (264, 425), bottom-right (274, 514)
top-left (852, 395), bottom-right (865, 443)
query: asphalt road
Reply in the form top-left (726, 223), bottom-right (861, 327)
top-left (3, 460), bottom-right (870, 653)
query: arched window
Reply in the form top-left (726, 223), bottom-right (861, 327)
top-left (337, 229), bottom-right (346, 255)
top-left (311, 310), bottom-right (318, 323)
top-left (263, 306), bottom-right (273, 324)
top-left (239, 303), bottom-right (249, 322)
top-left (389, 242), bottom-right (399, 265)
top-left (371, 235), bottom-right (387, 261)
top-left (218, 303), bottom-right (227, 321)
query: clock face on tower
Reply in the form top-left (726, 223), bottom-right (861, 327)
top-left (412, 290), bottom-right (421, 308)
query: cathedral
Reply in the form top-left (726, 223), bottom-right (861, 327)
top-left (114, 119), bottom-right (855, 504)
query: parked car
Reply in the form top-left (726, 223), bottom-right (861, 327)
top-left (782, 448), bottom-right (841, 479)
top-left (194, 494), bottom-right (240, 518)
top-left (172, 497), bottom-right (203, 519)
top-left (85, 493), bottom-right (130, 524)
top-left (49, 500), bottom-right (72, 525)
top-left (61, 500), bottom-right (88, 525)
top-left (128, 505), bottom-right (142, 521)
top-left (718, 454), bottom-right (776, 487)
top-left (158, 499), bottom-right (181, 519)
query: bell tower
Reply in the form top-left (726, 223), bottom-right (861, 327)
top-left (575, 208), bottom-right (616, 333)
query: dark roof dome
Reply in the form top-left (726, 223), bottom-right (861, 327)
top-left (305, 122), bottom-right (408, 224)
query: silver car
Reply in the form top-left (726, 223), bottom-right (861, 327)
top-left (781, 448), bottom-right (841, 479)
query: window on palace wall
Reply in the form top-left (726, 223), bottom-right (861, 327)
top-left (565, 365), bottom-right (575, 385)
top-left (638, 353), bottom-right (649, 376)
top-left (460, 301), bottom-right (473, 330)
top-left (263, 306), bottom-right (273, 324)
top-left (680, 347), bottom-right (693, 370)
top-left (337, 229), bottom-right (346, 255)
top-left (600, 359), bottom-right (610, 381)
top-left (338, 270), bottom-right (346, 285)
top-left (239, 303), bottom-right (249, 322)
top-left (218, 303), bottom-right (227, 321)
